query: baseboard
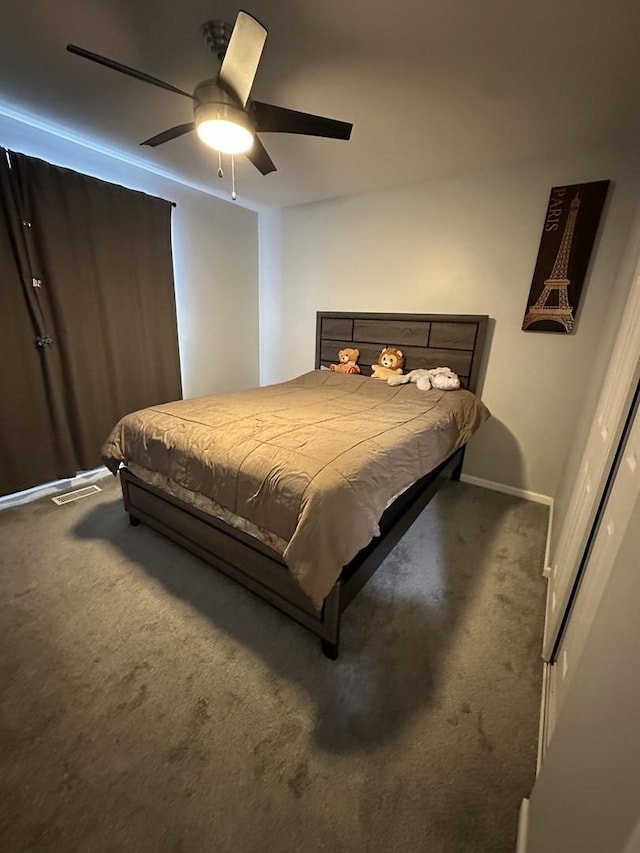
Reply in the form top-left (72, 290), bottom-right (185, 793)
top-left (542, 501), bottom-right (554, 577)
top-left (516, 798), bottom-right (530, 853)
top-left (0, 466), bottom-right (110, 510)
top-left (460, 474), bottom-right (553, 506)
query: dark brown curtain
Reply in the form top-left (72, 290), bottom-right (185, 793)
top-left (0, 149), bottom-right (182, 497)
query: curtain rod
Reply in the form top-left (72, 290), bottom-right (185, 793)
top-left (2, 146), bottom-right (178, 208)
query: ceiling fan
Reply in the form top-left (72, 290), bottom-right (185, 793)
top-left (66, 10), bottom-right (353, 180)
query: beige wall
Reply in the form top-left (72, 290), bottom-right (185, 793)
top-left (172, 192), bottom-right (258, 397)
top-left (0, 113), bottom-right (260, 400)
top-left (261, 148), bottom-right (640, 499)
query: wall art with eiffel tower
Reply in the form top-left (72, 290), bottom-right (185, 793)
top-left (522, 180), bottom-right (610, 333)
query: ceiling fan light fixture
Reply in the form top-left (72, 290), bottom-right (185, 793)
top-left (196, 117), bottom-right (253, 154)
top-left (195, 97), bottom-right (253, 154)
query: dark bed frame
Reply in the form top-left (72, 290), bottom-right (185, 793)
top-left (120, 312), bottom-right (488, 659)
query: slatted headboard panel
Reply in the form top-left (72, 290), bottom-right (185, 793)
top-left (315, 312), bottom-right (489, 392)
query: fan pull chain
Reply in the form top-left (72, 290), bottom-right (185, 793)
top-left (231, 154), bottom-right (237, 201)
top-left (215, 152), bottom-right (237, 201)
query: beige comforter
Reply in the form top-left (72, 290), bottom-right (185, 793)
top-left (102, 370), bottom-right (490, 607)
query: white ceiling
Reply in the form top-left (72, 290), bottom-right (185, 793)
top-left (1, 0), bottom-right (639, 209)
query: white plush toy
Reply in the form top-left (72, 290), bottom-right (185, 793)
top-left (428, 367), bottom-right (461, 390)
top-left (387, 369), bottom-right (431, 390)
top-left (387, 367), bottom-right (460, 391)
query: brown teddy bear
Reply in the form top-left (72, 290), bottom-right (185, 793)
top-left (330, 347), bottom-right (361, 374)
top-left (371, 346), bottom-right (405, 380)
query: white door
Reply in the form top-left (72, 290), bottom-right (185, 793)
top-left (526, 486), bottom-right (640, 853)
top-left (543, 261), bottom-right (640, 660)
top-left (546, 393), bottom-right (640, 743)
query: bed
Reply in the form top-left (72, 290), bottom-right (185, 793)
top-left (104, 312), bottom-right (490, 658)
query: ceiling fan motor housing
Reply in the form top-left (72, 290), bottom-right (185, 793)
top-left (194, 81), bottom-right (252, 128)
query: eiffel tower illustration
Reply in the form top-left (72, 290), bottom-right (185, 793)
top-left (523, 192), bottom-right (581, 332)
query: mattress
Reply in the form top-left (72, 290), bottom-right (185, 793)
top-left (102, 370), bottom-right (490, 606)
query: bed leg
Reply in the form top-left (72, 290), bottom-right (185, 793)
top-left (129, 514), bottom-right (141, 526)
top-left (321, 639), bottom-right (339, 660)
top-left (320, 582), bottom-right (341, 660)
top-left (451, 448), bottom-right (465, 482)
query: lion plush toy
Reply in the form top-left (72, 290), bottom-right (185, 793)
top-left (329, 347), bottom-right (360, 374)
top-left (371, 346), bottom-right (405, 380)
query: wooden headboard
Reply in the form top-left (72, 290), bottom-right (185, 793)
top-left (315, 312), bottom-right (489, 393)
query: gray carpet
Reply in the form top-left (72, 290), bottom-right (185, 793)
top-left (0, 477), bottom-right (547, 853)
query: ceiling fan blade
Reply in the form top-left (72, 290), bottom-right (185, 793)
top-left (140, 123), bottom-right (196, 147)
top-left (217, 11), bottom-right (267, 107)
top-left (252, 101), bottom-right (352, 140)
top-left (66, 44), bottom-right (194, 100)
top-left (246, 135), bottom-right (276, 175)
